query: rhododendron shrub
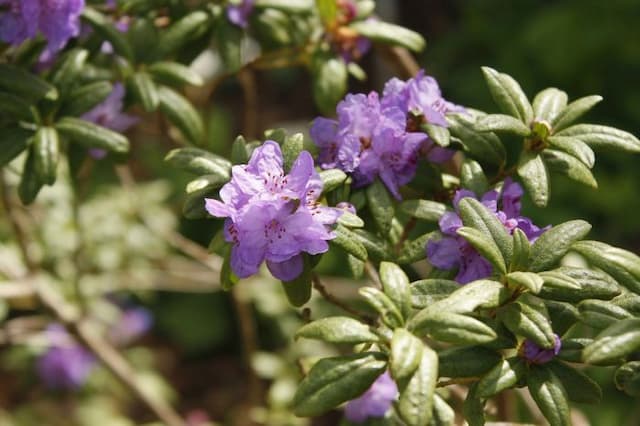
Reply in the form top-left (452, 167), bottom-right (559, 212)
top-left (1, 1), bottom-right (640, 425)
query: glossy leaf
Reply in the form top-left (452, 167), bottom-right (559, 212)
top-left (438, 346), bottom-right (501, 379)
top-left (555, 124), bottom-right (640, 153)
top-left (366, 179), bottom-right (394, 235)
top-left (296, 317), bottom-right (378, 344)
top-left (499, 301), bottom-right (556, 348)
top-left (32, 127), bottom-right (59, 186)
top-left (458, 197), bottom-right (513, 264)
top-left (332, 225), bottom-right (368, 261)
top-left (547, 361), bottom-right (602, 404)
top-left (529, 219), bottom-right (591, 272)
top-left (447, 112), bottom-right (506, 166)
top-left (475, 113), bottom-right (531, 136)
top-left (148, 61), bottom-right (204, 87)
top-left (572, 240), bottom-right (640, 294)
top-left (460, 159), bottom-right (489, 196)
top-left (527, 365), bottom-right (571, 426)
top-left (583, 319), bottom-right (640, 364)
top-left (517, 150), bottom-right (549, 207)
top-left (546, 135), bottom-right (595, 168)
top-left (319, 169), bottom-right (347, 194)
top-left (350, 20), bottom-right (426, 52)
top-left (165, 147), bottom-right (231, 177)
top-left (578, 299), bottom-right (632, 329)
top-left (399, 199), bottom-right (446, 222)
top-left (380, 262), bottom-right (412, 319)
top-left (507, 271), bottom-right (543, 294)
top-left (410, 279), bottom-right (459, 309)
top-left (543, 149), bottom-right (597, 188)
top-left (390, 328), bottom-right (424, 382)
top-left (551, 95), bottom-right (602, 132)
top-left (157, 86), bottom-right (205, 145)
top-left (359, 287), bottom-right (404, 329)
top-left (481, 67), bottom-right (533, 123)
top-left (476, 357), bottom-right (526, 398)
top-left (56, 117), bottom-right (130, 153)
top-left (396, 347), bottom-right (438, 426)
top-left (532, 87), bottom-right (568, 123)
top-left (0, 64), bottom-right (58, 101)
top-left (157, 10), bottom-right (211, 57)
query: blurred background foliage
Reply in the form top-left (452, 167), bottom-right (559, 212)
top-left (2, 0), bottom-right (640, 425)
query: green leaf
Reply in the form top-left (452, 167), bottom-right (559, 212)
top-left (431, 394), bottom-right (455, 426)
top-left (557, 338), bottom-right (593, 363)
top-left (475, 113), bottom-right (531, 136)
top-left (312, 55), bottom-right (347, 114)
top-left (347, 254), bottom-right (364, 279)
top-left (164, 147), bottom-right (231, 177)
top-left (397, 232), bottom-right (434, 265)
top-left (460, 159), bottom-right (489, 196)
top-left (157, 86), bottom-right (205, 145)
top-left (421, 123), bottom-right (450, 147)
top-left (413, 280), bottom-right (509, 318)
top-left (546, 136), bottom-right (595, 168)
top-left (438, 346), bottom-right (501, 378)
top-left (476, 357), bottom-right (526, 398)
top-left (410, 279), bottom-right (459, 309)
top-left (220, 246), bottom-right (239, 290)
top-left (292, 352), bottom-right (387, 417)
top-left (555, 124), bottom-right (640, 153)
top-left (481, 67), bottom-right (533, 123)
top-left (296, 317), bottom-right (379, 344)
top-left (529, 219), bottom-right (591, 272)
top-left (18, 149), bottom-right (43, 205)
top-left (399, 199), bottom-right (446, 222)
top-left (532, 87), bottom-right (568, 123)
top-left (337, 212), bottom-right (364, 228)
top-left (380, 262), bottom-right (412, 319)
top-left (527, 365), bottom-right (571, 426)
top-left (332, 224), bottom-right (368, 261)
top-left (50, 49), bottom-right (88, 94)
top-left (517, 150), bottom-right (549, 207)
top-left (56, 117), bottom-right (130, 153)
top-left (32, 127), bottom-right (59, 186)
top-left (544, 300), bottom-right (580, 336)
top-left (457, 227), bottom-right (506, 275)
top-left (281, 259), bottom-right (313, 307)
top-left (412, 312), bottom-right (497, 345)
top-left (0, 92), bottom-right (32, 120)
top-left (359, 287), bottom-right (404, 329)
top-left (282, 133), bottom-right (304, 172)
top-left (127, 17), bottom-right (159, 63)
top-left (185, 174), bottom-right (228, 194)
top-left (447, 112), bottom-right (506, 166)
top-left (148, 62), bottom-right (204, 87)
top-left (182, 187), bottom-right (216, 219)
top-left (510, 228), bottom-right (531, 272)
top-left (353, 229), bottom-right (393, 261)
top-left (231, 135), bottom-right (249, 164)
top-left (458, 197), bottom-right (513, 264)
top-left (366, 179), bottom-right (394, 235)
top-left (538, 267), bottom-right (620, 303)
top-left (543, 149), bottom-right (597, 188)
top-left (547, 361), bottom-right (602, 404)
top-left (315, 0), bottom-right (338, 26)
top-left (349, 20), bottom-right (426, 52)
top-left (614, 361), bottom-right (640, 397)
top-left (499, 301), bottom-right (556, 348)
top-left (390, 328), bottom-right (424, 382)
top-left (157, 10), bottom-right (211, 57)
top-left (578, 299), bottom-right (632, 329)
top-left (58, 81), bottom-right (113, 117)
top-left (583, 319), bottom-right (640, 364)
top-left (255, 0), bottom-right (312, 12)
top-left (0, 127), bottom-right (32, 167)
top-left (612, 293), bottom-right (640, 316)
top-left (0, 64), bottom-right (58, 101)
top-left (572, 240), bottom-right (640, 294)
top-left (128, 72), bottom-right (159, 112)
top-left (551, 95), bottom-right (602, 132)
top-left (216, 18), bottom-right (243, 72)
top-left (319, 168), bottom-right (347, 194)
top-left (463, 384), bottom-right (486, 426)
top-left (82, 8), bottom-right (134, 62)
top-left (396, 347), bottom-right (438, 426)
top-left (507, 271), bottom-right (543, 294)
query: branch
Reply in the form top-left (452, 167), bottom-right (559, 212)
top-left (312, 273), bottom-right (373, 321)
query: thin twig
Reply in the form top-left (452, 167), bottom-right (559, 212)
top-left (312, 273), bottom-right (372, 321)
top-left (238, 69), bottom-right (259, 140)
top-left (363, 261), bottom-right (382, 288)
top-left (0, 172), bottom-right (186, 426)
top-left (379, 45), bottom-right (420, 78)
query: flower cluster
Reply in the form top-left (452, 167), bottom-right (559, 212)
top-left (310, 71), bottom-right (463, 198)
top-left (344, 371), bottom-right (398, 423)
top-left (520, 334), bottom-right (562, 364)
top-left (226, 0), bottom-right (255, 28)
top-left (427, 178), bottom-right (549, 284)
top-left (0, 0), bottom-right (84, 57)
top-left (205, 141), bottom-right (340, 281)
top-left (37, 308), bottom-right (152, 390)
top-left (82, 83), bottom-right (138, 159)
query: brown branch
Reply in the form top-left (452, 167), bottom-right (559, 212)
top-left (363, 261), bottom-right (382, 288)
top-left (312, 273), bottom-right (372, 321)
top-left (238, 69), bottom-right (259, 140)
top-left (379, 45), bottom-right (421, 78)
top-left (0, 171), bottom-right (186, 426)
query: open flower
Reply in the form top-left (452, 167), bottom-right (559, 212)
top-left (205, 141), bottom-right (339, 281)
top-left (427, 178), bottom-right (549, 284)
top-left (0, 0), bottom-right (85, 57)
top-left (344, 371), bottom-right (398, 423)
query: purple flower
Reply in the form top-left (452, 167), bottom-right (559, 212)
top-left (81, 83), bottom-right (138, 158)
top-left (36, 325), bottom-right (96, 390)
top-left (0, 0), bottom-right (85, 57)
top-left (427, 178), bottom-right (549, 284)
top-left (109, 307), bottom-right (153, 346)
top-left (205, 141), bottom-right (340, 281)
top-left (310, 92), bottom-right (425, 199)
top-left (344, 371), bottom-right (398, 423)
top-left (520, 334), bottom-right (562, 364)
top-left (336, 201), bottom-right (356, 214)
top-left (226, 0), bottom-right (255, 28)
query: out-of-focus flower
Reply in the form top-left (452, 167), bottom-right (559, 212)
top-left (0, 0), bottom-right (85, 57)
top-left (36, 324), bottom-right (96, 390)
top-left (81, 83), bottom-right (138, 158)
top-left (427, 178), bottom-right (549, 284)
top-left (344, 371), bottom-right (398, 423)
top-left (520, 334), bottom-right (562, 364)
top-left (109, 307), bottom-right (153, 346)
top-left (205, 141), bottom-right (340, 281)
top-left (226, 0), bottom-right (255, 28)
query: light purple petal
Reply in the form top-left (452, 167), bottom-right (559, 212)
top-left (266, 254), bottom-right (304, 281)
top-left (344, 371), bottom-right (397, 423)
top-left (427, 237), bottom-right (461, 270)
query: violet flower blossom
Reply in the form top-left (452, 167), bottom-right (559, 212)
top-left (310, 71), bottom-right (463, 199)
top-left (226, 0), bottom-right (255, 28)
top-left (109, 307), bottom-right (153, 346)
top-left (205, 141), bottom-right (340, 281)
top-left (36, 324), bottom-right (96, 390)
top-left (520, 334), bottom-right (562, 364)
top-left (81, 83), bottom-right (138, 158)
top-left (344, 371), bottom-right (398, 423)
top-left (427, 178), bottom-right (549, 284)
top-left (0, 0), bottom-right (85, 57)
